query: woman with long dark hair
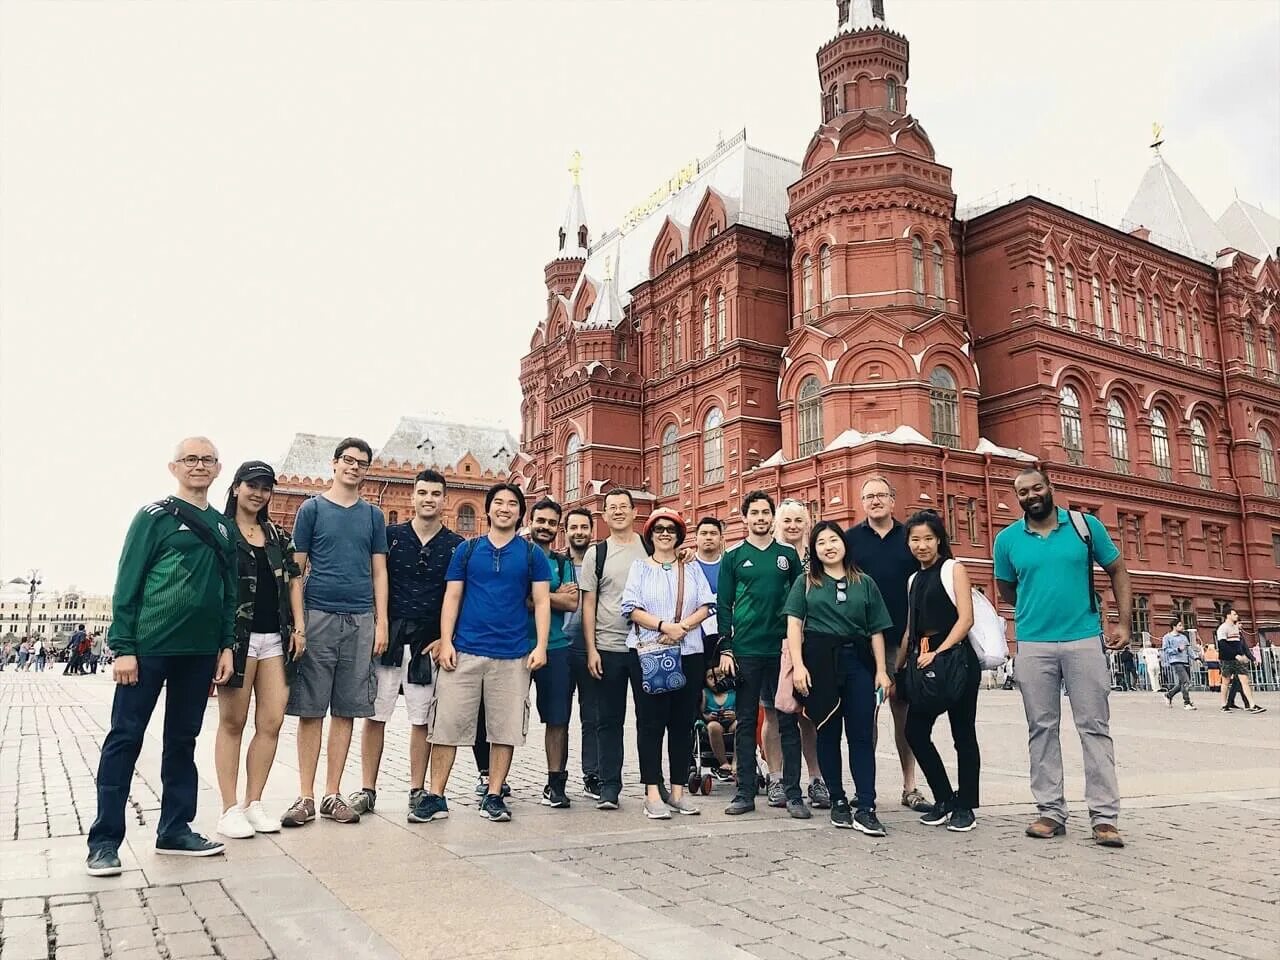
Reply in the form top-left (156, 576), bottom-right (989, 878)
top-left (214, 461), bottom-right (305, 839)
top-left (785, 520), bottom-right (893, 835)
top-left (898, 510), bottom-right (979, 832)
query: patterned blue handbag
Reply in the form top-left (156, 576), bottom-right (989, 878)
top-left (638, 561), bottom-right (687, 695)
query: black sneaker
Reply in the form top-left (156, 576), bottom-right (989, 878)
top-left (156, 831), bottom-right (225, 857)
top-left (86, 845), bottom-right (122, 877)
top-left (830, 799), bottom-right (853, 829)
top-left (1248, 705), bottom-right (1267, 714)
top-left (851, 808), bottom-right (886, 837)
top-left (947, 808), bottom-right (976, 832)
top-left (1221, 705), bottom-right (1233, 712)
top-left (583, 775), bottom-right (602, 800)
top-left (596, 789), bottom-right (620, 811)
top-left (724, 795), bottom-right (755, 816)
top-left (479, 793), bottom-right (512, 822)
top-left (919, 801), bottom-right (951, 826)
top-left (408, 793), bottom-right (449, 823)
top-left (542, 774), bottom-right (571, 809)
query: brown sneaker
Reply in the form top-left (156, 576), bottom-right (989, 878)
top-left (280, 797), bottom-right (315, 828)
top-left (1025, 816), bottom-right (1066, 839)
top-left (319, 793), bottom-right (360, 823)
top-left (1092, 824), bottom-right (1125, 848)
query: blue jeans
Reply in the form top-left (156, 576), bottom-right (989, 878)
top-left (89, 654), bottom-right (217, 849)
top-left (815, 650), bottom-right (877, 811)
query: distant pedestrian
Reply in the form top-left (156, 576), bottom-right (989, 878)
top-left (34, 640), bottom-right (46, 672)
top-left (1159, 618), bottom-right (1196, 710)
top-left (1217, 607), bottom-right (1265, 715)
top-left (1118, 647), bottom-right (1138, 691)
top-left (87, 437), bottom-right (237, 877)
top-left (64, 624), bottom-right (87, 675)
top-left (994, 468), bottom-right (1130, 849)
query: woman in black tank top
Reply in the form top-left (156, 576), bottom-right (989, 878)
top-left (898, 511), bottom-right (981, 833)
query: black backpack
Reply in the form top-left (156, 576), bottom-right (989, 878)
top-left (591, 537), bottom-right (652, 613)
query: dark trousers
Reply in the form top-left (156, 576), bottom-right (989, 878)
top-left (64, 652), bottom-right (81, 675)
top-left (732, 655), bottom-right (801, 802)
top-left (905, 675), bottom-right (981, 810)
top-left (634, 652), bottom-right (704, 786)
top-left (814, 651), bottom-right (877, 811)
top-left (1120, 665), bottom-right (1137, 691)
top-left (1227, 675), bottom-right (1251, 708)
top-left (596, 649), bottom-right (643, 796)
top-left (89, 654), bottom-right (217, 849)
top-left (1164, 663), bottom-right (1193, 704)
top-left (570, 648), bottom-right (600, 780)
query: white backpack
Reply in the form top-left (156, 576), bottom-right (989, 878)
top-left (930, 558), bottom-right (1009, 670)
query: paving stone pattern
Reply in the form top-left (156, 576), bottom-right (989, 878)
top-left (0, 882), bottom-right (275, 960)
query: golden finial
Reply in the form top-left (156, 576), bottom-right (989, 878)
top-left (569, 150), bottom-right (582, 186)
top-left (1150, 122), bottom-right (1164, 154)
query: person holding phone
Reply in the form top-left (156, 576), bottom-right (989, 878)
top-left (784, 521), bottom-right (893, 836)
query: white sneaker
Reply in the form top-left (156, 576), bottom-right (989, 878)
top-left (216, 805), bottom-right (255, 840)
top-left (243, 801), bottom-right (281, 833)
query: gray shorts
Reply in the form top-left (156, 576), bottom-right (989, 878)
top-left (285, 610), bottom-right (377, 719)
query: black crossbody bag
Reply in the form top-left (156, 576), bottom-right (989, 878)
top-left (154, 497), bottom-right (231, 574)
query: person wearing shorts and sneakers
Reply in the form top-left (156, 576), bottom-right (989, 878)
top-left (1217, 608), bottom-right (1265, 714)
top-left (350, 469), bottom-right (463, 821)
top-left (420, 483), bottom-right (552, 823)
top-left (281, 438), bottom-right (389, 827)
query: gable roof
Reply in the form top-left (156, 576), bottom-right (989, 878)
top-left (277, 420), bottom-right (519, 480)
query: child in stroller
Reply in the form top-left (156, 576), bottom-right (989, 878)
top-left (701, 665), bottom-right (737, 783)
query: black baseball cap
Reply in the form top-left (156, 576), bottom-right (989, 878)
top-left (233, 461), bottom-right (276, 485)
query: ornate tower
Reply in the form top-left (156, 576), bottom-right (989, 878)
top-left (545, 152), bottom-right (589, 299)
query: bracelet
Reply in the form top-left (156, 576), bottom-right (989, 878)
top-left (658, 620), bottom-right (665, 632)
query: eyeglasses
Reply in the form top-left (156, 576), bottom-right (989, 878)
top-left (176, 456), bottom-right (218, 468)
top-left (861, 492), bottom-right (892, 502)
top-left (651, 525), bottom-right (679, 535)
top-left (339, 455), bottom-right (371, 469)
top-left (835, 580), bottom-right (848, 604)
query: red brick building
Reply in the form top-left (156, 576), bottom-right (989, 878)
top-left (515, 0), bottom-right (1280, 641)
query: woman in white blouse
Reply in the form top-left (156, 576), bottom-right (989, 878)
top-left (621, 509), bottom-right (716, 819)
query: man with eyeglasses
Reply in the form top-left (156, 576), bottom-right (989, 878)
top-left (282, 438), bottom-right (389, 828)
top-left (87, 437), bottom-right (237, 876)
top-left (844, 475), bottom-right (931, 813)
top-left (348, 469), bottom-right (463, 823)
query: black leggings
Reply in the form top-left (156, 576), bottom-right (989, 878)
top-left (634, 652), bottom-right (704, 786)
top-left (904, 674), bottom-right (981, 810)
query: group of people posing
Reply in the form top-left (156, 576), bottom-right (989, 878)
top-left (85, 434), bottom-right (1136, 876)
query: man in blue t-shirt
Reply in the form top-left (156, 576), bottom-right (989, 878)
top-left (694, 517), bottom-right (724, 652)
top-left (420, 483), bottom-right (551, 823)
top-left (994, 467), bottom-right (1130, 849)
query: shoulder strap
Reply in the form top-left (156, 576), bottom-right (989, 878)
top-left (674, 560), bottom-right (687, 622)
top-left (154, 498), bottom-right (230, 574)
top-left (459, 537), bottom-right (481, 592)
top-left (939, 558), bottom-right (958, 606)
top-left (593, 540), bottom-right (609, 613)
top-left (1067, 510), bottom-right (1098, 614)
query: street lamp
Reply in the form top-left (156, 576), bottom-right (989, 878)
top-left (24, 569), bottom-right (41, 642)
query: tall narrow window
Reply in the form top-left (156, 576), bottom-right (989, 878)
top-left (912, 237), bottom-right (925, 304)
top-left (1192, 309), bottom-right (1204, 359)
top-left (1044, 258), bottom-right (1058, 322)
top-left (660, 325), bottom-right (671, 374)
top-left (702, 408), bottom-right (724, 484)
top-left (802, 255), bottom-right (814, 314)
top-left (1260, 429), bottom-right (1278, 497)
top-left (1060, 386), bottom-right (1084, 465)
top-left (819, 245), bottom-right (832, 310)
top-left (932, 241), bottom-right (945, 303)
top-left (797, 376), bottom-right (823, 456)
top-left (564, 434), bottom-right (581, 501)
top-left (929, 367), bottom-right (960, 448)
top-left (457, 504), bottom-right (476, 534)
top-left (1063, 264), bottom-right (1077, 330)
top-left (1243, 321), bottom-right (1258, 374)
top-left (716, 290), bottom-right (726, 345)
top-left (1132, 594), bottom-right (1151, 639)
top-left (673, 319), bottom-right (682, 365)
top-left (1136, 292), bottom-right (1147, 341)
top-left (1266, 327), bottom-right (1279, 378)
top-left (1109, 281), bottom-right (1121, 333)
top-left (660, 425), bottom-right (679, 495)
top-left (1091, 276), bottom-right (1104, 334)
top-left (887, 77), bottom-right (900, 112)
top-left (1107, 398), bottom-right (1130, 474)
top-left (1151, 296), bottom-right (1164, 348)
top-left (1191, 417), bottom-right (1212, 488)
top-left (702, 295), bottom-right (712, 354)
top-left (1151, 408), bottom-right (1172, 482)
top-left (1175, 305), bottom-right (1188, 356)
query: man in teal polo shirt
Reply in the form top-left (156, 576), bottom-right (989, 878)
top-left (994, 467), bottom-right (1131, 849)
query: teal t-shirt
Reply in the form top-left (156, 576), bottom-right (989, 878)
top-left (782, 571), bottom-right (893, 639)
top-left (527, 550), bottom-right (572, 651)
top-left (993, 508), bottom-right (1120, 643)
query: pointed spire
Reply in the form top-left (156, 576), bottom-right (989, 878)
top-left (556, 151), bottom-right (589, 260)
top-left (1123, 148), bottom-right (1228, 262)
top-left (839, 0), bottom-right (886, 32)
top-left (585, 266), bottom-right (626, 329)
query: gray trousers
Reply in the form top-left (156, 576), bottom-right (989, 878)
top-left (1165, 663), bottom-right (1193, 704)
top-left (1017, 637), bottom-right (1120, 827)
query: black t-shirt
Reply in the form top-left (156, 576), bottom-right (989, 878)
top-left (844, 519), bottom-right (916, 649)
top-left (250, 545), bottom-right (280, 633)
top-left (908, 562), bottom-right (958, 644)
top-left (386, 522), bottom-right (463, 633)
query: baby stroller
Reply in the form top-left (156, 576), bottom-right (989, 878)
top-left (686, 719), bottom-right (717, 795)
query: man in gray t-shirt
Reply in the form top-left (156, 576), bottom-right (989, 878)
top-left (580, 489), bottom-right (648, 810)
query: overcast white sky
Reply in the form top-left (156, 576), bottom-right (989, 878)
top-left (2, 0), bottom-right (1277, 594)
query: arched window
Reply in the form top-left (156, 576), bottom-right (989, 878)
top-left (929, 367), bottom-right (960, 448)
top-left (457, 504), bottom-right (477, 534)
top-left (887, 77), bottom-right (899, 112)
top-left (932, 241), bottom-right (945, 302)
top-left (1135, 292), bottom-right (1148, 341)
top-left (1265, 327), bottom-right (1278, 378)
top-left (660, 425), bottom-right (679, 496)
top-left (1107, 398), bottom-right (1130, 474)
top-left (824, 83), bottom-right (839, 122)
top-left (702, 295), bottom-right (712, 354)
top-left (673, 318), bottom-right (682, 365)
top-left (578, 225), bottom-right (588, 248)
top-left (1260, 430), bottom-right (1278, 497)
top-left (1191, 310), bottom-right (1204, 359)
top-left (1150, 408), bottom-right (1172, 482)
top-left (660, 324), bottom-right (671, 373)
top-left (564, 434), bottom-right (581, 502)
top-left (387, 510), bottom-right (399, 524)
top-left (1151, 296), bottom-right (1164, 347)
top-left (1109, 281), bottom-right (1121, 333)
top-left (702, 408), bottom-right (724, 484)
top-left (912, 237), bottom-right (925, 303)
top-left (1044, 258), bottom-right (1058, 322)
top-left (1190, 417), bottom-right (1212, 487)
top-left (1174, 305), bottom-right (1188, 356)
top-left (1091, 276), bottom-right (1104, 334)
top-left (819, 245), bottom-right (832, 310)
top-left (1063, 264), bottom-right (1077, 329)
top-left (716, 290), bottom-right (726, 345)
top-left (1060, 386), bottom-right (1084, 465)
top-left (797, 376), bottom-right (823, 457)
top-left (802, 255), bottom-right (814, 314)
top-left (1243, 320), bottom-right (1258, 374)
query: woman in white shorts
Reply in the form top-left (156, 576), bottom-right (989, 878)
top-left (214, 462), bottom-right (306, 839)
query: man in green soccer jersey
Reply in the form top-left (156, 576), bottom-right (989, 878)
top-left (86, 437), bottom-right (237, 876)
top-left (718, 490), bottom-right (808, 818)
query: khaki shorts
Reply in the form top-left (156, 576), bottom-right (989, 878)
top-left (427, 653), bottom-right (531, 747)
top-left (373, 657), bottom-right (434, 725)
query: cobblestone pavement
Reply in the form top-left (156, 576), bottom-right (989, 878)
top-left (1, 670), bottom-right (1277, 960)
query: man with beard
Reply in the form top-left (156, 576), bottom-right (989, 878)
top-left (562, 507), bottom-right (600, 798)
top-left (527, 498), bottom-right (579, 808)
top-left (994, 467), bottom-right (1131, 848)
